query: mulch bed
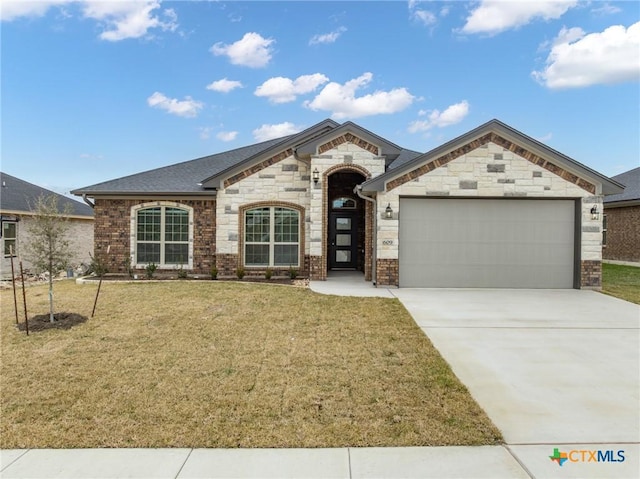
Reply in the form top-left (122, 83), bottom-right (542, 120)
top-left (17, 312), bottom-right (88, 332)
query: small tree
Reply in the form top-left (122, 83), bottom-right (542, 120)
top-left (25, 194), bottom-right (73, 322)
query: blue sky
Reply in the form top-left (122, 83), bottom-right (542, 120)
top-left (2, 1), bottom-right (639, 198)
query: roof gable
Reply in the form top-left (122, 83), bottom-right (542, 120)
top-left (1, 172), bottom-right (94, 217)
top-left (295, 121), bottom-right (402, 160)
top-left (200, 119), bottom-right (340, 189)
top-left (361, 119), bottom-right (624, 196)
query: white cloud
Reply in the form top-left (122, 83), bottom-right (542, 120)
top-left (408, 100), bottom-right (470, 132)
top-left (206, 78), bottom-right (243, 93)
top-left (1, 1), bottom-right (179, 40)
top-left (210, 32), bottom-right (274, 68)
top-left (461, 0), bottom-right (578, 35)
top-left (304, 72), bottom-right (414, 120)
top-left (216, 131), bottom-right (238, 142)
top-left (413, 9), bottom-right (437, 26)
top-left (309, 26), bottom-right (346, 45)
top-left (252, 122), bottom-right (304, 141)
top-left (255, 74), bottom-right (329, 104)
top-left (1, 0), bottom-right (73, 21)
top-left (82, 1), bottom-right (177, 41)
top-left (532, 22), bottom-right (640, 89)
top-left (147, 92), bottom-right (203, 118)
top-left (537, 132), bottom-right (553, 142)
top-left (592, 3), bottom-right (622, 16)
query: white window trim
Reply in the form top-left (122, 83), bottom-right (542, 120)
top-left (130, 202), bottom-right (194, 269)
top-left (602, 214), bottom-right (607, 247)
top-left (2, 221), bottom-right (18, 257)
top-left (244, 207), bottom-right (300, 268)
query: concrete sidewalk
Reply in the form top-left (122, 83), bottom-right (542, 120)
top-left (3, 445), bottom-right (639, 478)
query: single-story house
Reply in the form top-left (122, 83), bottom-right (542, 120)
top-left (1, 172), bottom-right (94, 279)
top-left (71, 119), bottom-right (624, 289)
top-left (602, 167), bottom-right (639, 263)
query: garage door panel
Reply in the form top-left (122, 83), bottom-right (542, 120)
top-left (399, 198), bottom-right (575, 288)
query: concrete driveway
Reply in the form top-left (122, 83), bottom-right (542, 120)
top-left (393, 289), bottom-right (640, 478)
top-left (393, 289), bottom-right (640, 444)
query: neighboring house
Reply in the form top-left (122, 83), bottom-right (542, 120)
top-left (602, 167), bottom-right (640, 263)
top-left (72, 119), bottom-right (624, 289)
top-left (0, 172), bottom-right (94, 279)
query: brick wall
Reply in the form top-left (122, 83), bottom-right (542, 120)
top-left (376, 258), bottom-right (398, 287)
top-left (581, 260), bottom-right (602, 289)
top-left (94, 198), bottom-right (215, 275)
top-left (603, 205), bottom-right (640, 262)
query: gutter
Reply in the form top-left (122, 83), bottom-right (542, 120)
top-left (82, 194), bottom-right (95, 209)
top-left (354, 185), bottom-right (377, 286)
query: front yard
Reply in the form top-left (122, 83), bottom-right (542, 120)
top-left (0, 280), bottom-right (501, 449)
top-left (602, 262), bottom-right (640, 304)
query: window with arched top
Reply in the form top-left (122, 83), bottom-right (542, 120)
top-left (332, 197), bottom-right (357, 209)
top-left (244, 206), bottom-right (300, 267)
top-left (132, 203), bottom-right (193, 267)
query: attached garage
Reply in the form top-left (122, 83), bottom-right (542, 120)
top-left (399, 198), bottom-right (577, 288)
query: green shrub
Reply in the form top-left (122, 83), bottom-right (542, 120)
top-left (236, 267), bottom-right (245, 279)
top-left (145, 263), bottom-right (157, 279)
top-left (265, 268), bottom-right (273, 280)
top-left (210, 266), bottom-right (218, 280)
top-left (288, 267), bottom-right (298, 279)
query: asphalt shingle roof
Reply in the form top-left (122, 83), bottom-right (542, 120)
top-left (71, 136), bottom-right (292, 195)
top-left (1, 172), bottom-right (93, 217)
top-left (604, 167), bottom-right (640, 204)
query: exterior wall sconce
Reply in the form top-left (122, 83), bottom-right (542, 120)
top-left (385, 203), bottom-right (393, 219)
top-left (590, 205), bottom-right (600, 220)
top-left (312, 168), bottom-right (320, 184)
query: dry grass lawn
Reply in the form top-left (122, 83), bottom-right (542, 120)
top-left (1, 280), bottom-right (502, 448)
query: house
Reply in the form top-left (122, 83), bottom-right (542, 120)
top-left (71, 119), bottom-right (624, 289)
top-left (602, 167), bottom-right (640, 263)
top-left (1, 172), bottom-right (94, 279)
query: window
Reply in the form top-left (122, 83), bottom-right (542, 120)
top-left (135, 206), bottom-right (190, 265)
top-left (602, 214), bottom-right (607, 247)
top-left (245, 207), bottom-right (299, 267)
top-left (332, 197), bottom-right (357, 209)
top-left (2, 222), bottom-right (17, 257)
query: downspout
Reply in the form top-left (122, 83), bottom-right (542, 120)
top-left (354, 185), bottom-right (377, 286)
top-left (82, 194), bottom-right (95, 209)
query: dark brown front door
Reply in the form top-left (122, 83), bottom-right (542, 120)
top-left (329, 212), bottom-right (358, 269)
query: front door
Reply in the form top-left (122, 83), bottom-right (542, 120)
top-left (328, 212), bottom-right (358, 269)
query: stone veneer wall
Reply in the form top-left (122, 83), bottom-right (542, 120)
top-left (602, 205), bottom-right (640, 263)
top-left (93, 198), bottom-right (215, 275)
top-left (310, 138), bottom-right (386, 281)
top-left (216, 134), bottom-right (385, 281)
top-left (377, 141), bottom-right (604, 289)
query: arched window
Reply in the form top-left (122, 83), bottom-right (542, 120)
top-left (332, 197), bottom-right (357, 209)
top-left (245, 207), bottom-right (299, 267)
top-left (133, 204), bottom-right (192, 267)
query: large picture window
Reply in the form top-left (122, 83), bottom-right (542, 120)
top-left (245, 207), bottom-right (299, 267)
top-left (135, 206), bottom-right (190, 265)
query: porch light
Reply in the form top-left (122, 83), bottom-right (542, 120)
top-left (312, 168), bottom-right (320, 184)
top-left (385, 203), bottom-right (393, 219)
top-left (590, 205), bottom-right (600, 221)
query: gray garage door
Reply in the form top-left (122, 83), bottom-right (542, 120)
top-left (399, 198), bottom-right (576, 288)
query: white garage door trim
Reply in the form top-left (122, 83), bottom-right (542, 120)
top-left (399, 198), bottom-right (578, 288)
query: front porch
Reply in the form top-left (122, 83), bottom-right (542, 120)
top-left (309, 270), bottom-right (396, 297)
